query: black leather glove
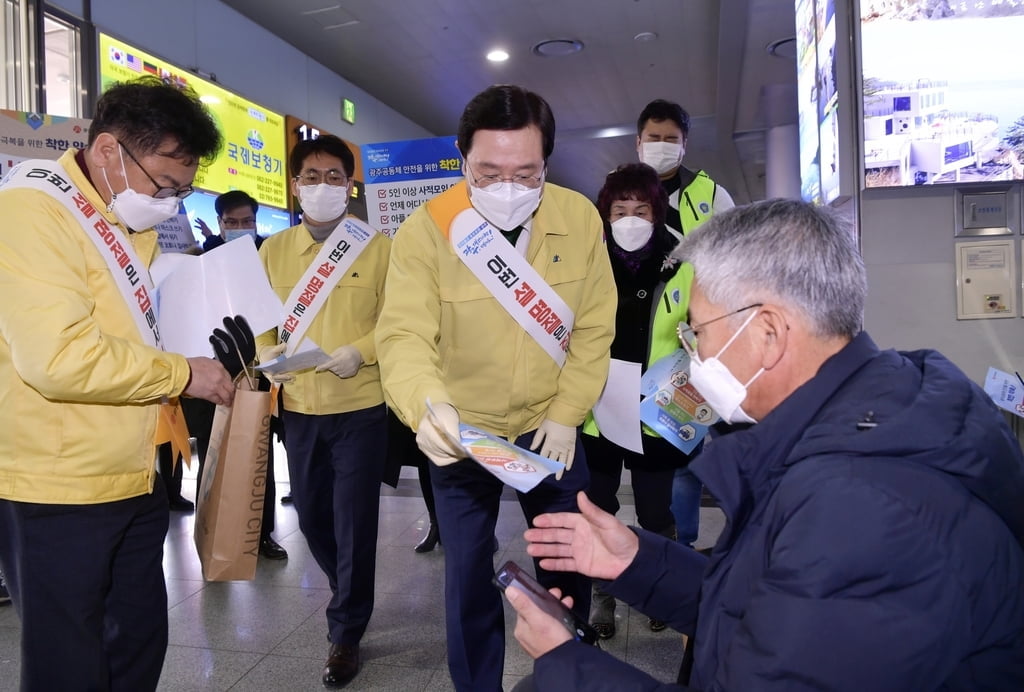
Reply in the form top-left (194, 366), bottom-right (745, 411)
top-left (209, 315), bottom-right (255, 379)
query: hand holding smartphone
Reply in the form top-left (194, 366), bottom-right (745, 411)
top-left (494, 560), bottom-right (598, 645)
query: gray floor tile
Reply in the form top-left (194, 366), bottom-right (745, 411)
top-left (157, 644), bottom-right (263, 691)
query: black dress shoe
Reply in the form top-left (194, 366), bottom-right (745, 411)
top-left (413, 523), bottom-right (440, 553)
top-left (280, 494), bottom-right (293, 505)
top-left (168, 497), bottom-right (194, 512)
top-left (322, 643), bottom-right (359, 688)
top-left (259, 536), bottom-right (288, 560)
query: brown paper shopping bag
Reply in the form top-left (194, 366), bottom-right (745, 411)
top-left (193, 377), bottom-right (272, 581)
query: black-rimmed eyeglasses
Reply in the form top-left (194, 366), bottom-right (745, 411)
top-left (118, 141), bottom-right (194, 199)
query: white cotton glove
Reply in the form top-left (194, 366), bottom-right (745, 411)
top-left (258, 343), bottom-right (287, 363)
top-left (316, 345), bottom-right (362, 379)
top-left (266, 371), bottom-right (295, 385)
top-left (530, 419), bottom-right (576, 480)
top-left (416, 403), bottom-right (465, 467)
top-left (257, 343), bottom-right (294, 384)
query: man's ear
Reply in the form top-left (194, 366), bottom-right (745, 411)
top-left (756, 305), bottom-right (789, 370)
top-left (86, 132), bottom-right (119, 170)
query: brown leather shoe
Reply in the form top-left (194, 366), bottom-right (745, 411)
top-left (322, 643), bottom-right (359, 688)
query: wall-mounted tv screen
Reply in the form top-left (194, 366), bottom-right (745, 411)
top-left (797, 0), bottom-right (841, 204)
top-left (861, 1), bottom-right (1024, 188)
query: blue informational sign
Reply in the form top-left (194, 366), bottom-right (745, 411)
top-left (361, 135), bottom-right (462, 184)
top-left (361, 136), bottom-right (464, 236)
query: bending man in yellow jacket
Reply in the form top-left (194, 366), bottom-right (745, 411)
top-left (376, 85), bottom-right (616, 692)
top-left (0, 77), bottom-right (232, 691)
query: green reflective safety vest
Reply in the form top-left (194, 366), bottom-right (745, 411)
top-left (584, 170), bottom-right (718, 440)
top-left (676, 169), bottom-right (717, 234)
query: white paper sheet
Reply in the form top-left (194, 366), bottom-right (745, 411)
top-left (151, 236), bottom-right (283, 358)
top-left (592, 359), bottom-right (644, 453)
top-left (255, 343), bottom-right (330, 375)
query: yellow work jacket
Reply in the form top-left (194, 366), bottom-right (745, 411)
top-left (0, 150), bottom-right (191, 503)
top-left (255, 221), bottom-right (390, 415)
top-left (376, 181), bottom-right (617, 440)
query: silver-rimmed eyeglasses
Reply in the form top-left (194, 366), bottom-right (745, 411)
top-left (677, 303), bottom-right (763, 357)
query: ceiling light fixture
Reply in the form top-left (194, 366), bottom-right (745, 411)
top-left (301, 4), bottom-right (341, 15)
top-left (766, 37), bottom-right (797, 59)
top-left (634, 31), bottom-right (658, 42)
top-left (324, 20), bottom-right (359, 30)
top-left (487, 49), bottom-right (510, 62)
top-left (531, 39), bottom-right (584, 57)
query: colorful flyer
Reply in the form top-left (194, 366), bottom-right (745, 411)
top-left (639, 349), bottom-right (717, 454)
top-left (425, 400), bottom-right (563, 492)
top-left (456, 426), bottom-right (565, 493)
top-left (984, 367), bottom-right (1024, 419)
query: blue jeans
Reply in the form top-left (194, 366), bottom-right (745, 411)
top-left (671, 466), bottom-right (702, 547)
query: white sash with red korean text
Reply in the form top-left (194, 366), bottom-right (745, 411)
top-left (449, 208), bottom-right (574, 367)
top-left (278, 217), bottom-right (375, 356)
top-left (0, 158), bottom-right (192, 460)
top-left (1, 159), bottom-right (162, 347)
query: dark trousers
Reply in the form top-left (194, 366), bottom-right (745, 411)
top-left (282, 404), bottom-right (387, 646)
top-left (582, 433), bottom-right (675, 534)
top-left (0, 476), bottom-right (170, 691)
top-left (430, 428), bottom-right (591, 692)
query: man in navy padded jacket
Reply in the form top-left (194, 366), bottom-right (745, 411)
top-left (505, 198), bottom-right (1024, 691)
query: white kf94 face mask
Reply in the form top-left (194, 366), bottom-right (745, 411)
top-left (101, 147), bottom-right (181, 231)
top-left (687, 308), bottom-right (764, 425)
top-left (298, 183), bottom-right (349, 223)
top-left (639, 141), bottom-right (684, 176)
top-left (468, 182), bottom-right (543, 231)
top-left (610, 216), bottom-right (654, 251)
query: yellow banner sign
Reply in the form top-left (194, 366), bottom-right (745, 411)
top-left (98, 34), bottom-right (287, 209)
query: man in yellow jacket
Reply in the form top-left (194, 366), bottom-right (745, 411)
top-left (376, 85), bottom-right (617, 692)
top-left (0, 77), bottom-right (233, 690)
top-left (254, 134), bottom-right (391, 689)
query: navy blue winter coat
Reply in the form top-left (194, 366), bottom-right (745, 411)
top-left (533, 332), bottom-right (1024, 690)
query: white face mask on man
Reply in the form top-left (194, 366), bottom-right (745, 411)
top-left (298, 183), bottom-right (349, 223)
top-left (101, 146), bottom-right (181, 231)
top-left (639, 141), bottom-right (685, 176)
top-left (468, 181), bottom-right (544, 231)
top-left (610, 216), bottom-right (654, 252)
top-left (687, 308), bottom-right (765, 425)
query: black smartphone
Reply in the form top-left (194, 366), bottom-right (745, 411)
top-left (494, 560), bottom-right (599, 645)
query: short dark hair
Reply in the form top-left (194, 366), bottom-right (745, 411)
top-left (457, 85), bottom-right (556, 160)
top-left (215, 190), bottom-right (258, 217)
top-left (596, 163), bottom-right (669, 223)
top-left (289, 134), bottom-right (355, 178)
top-left (88, 76), bottom-right (221, 166)
top-left (637, 99), bottom-right (690, 137)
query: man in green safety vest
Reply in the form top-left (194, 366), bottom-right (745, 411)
top-left (636, 98), bottom-right (736, 551)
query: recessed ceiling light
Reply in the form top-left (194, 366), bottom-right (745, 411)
top-left (634, 31), bottom-right (658, 42)
top-left (531, 39), bottom-right (584, 57)
top-left (766, 37), bottom-right (797, 59)
top-left (487, 49), bottom-right (509, 62)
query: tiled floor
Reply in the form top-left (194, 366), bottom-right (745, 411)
top-left (0, 444), bottom-right (724, 691)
